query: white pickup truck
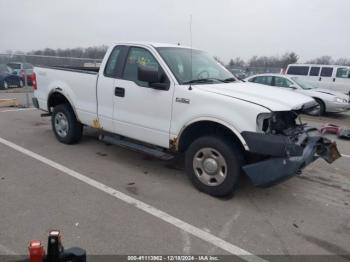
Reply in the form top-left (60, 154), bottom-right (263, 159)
top-left (32, 42), bottom-right (340, 197)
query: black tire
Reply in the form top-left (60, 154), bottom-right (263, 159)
top-left (185, 136), bottom-right (244, 197)
top-left (51, 104), bottom-right (83, 144)
top-left (314, 98), bottom-right (326, 116)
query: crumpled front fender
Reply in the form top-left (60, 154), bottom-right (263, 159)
top-left (241, 131), bottom-right (341, 187)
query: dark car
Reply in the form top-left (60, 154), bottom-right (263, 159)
top-left (0, 64), bottom-right (23, 89)
top-left (7, 62), bottom-right (34, 85)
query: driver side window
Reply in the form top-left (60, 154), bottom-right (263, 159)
top-left (122, 47), bottom-right (168, 87)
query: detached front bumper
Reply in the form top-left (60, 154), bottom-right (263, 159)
top-left (241, 129), bottom-right (341, 187)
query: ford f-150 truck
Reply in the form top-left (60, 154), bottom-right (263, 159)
top-left (32, 42), bottom-right (341, 197)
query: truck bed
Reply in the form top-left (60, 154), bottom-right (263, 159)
top-left (34, 66), bottom-right (99, 126)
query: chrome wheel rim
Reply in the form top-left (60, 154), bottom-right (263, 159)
top-left (54, 112), bottom-right (69, 137)
top-left (193, 147), bottom-right (227, 186)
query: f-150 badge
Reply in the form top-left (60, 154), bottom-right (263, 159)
top-left (176, 97), bottom-right (190, 104)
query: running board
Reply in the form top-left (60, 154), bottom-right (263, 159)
top-left (41, 112), bottom-right (52, 117)
top-left (99, 134), bottom-right (174, 161)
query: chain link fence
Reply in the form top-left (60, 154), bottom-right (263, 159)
top-left (0, 53), bottom-right (102, 67)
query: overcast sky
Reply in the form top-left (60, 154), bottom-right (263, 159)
top-left (0, 0), bottom-right (349, 62)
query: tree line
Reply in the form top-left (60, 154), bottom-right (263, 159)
top-left (27, 46), bottom-right (108, 59)
top-left (225, 52), bottom-right (350, 69)
top-left (306, 56), bottom-right (350, 66)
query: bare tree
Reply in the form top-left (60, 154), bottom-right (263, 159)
top-left (306, 56), bottom-right (333, 65)
top-left (280, 52), bottom-right (299, 68)
top-left (334, 58), bottom-right (350, 66)
top-left (227, 57), bottom-right (245, 68)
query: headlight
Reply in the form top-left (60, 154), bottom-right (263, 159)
top-left (335, 97), bottom-right (347, 103)
top-left (257, 111), bottom-right (299, 134)
top-left (256, 113), bottom-right (272, 133)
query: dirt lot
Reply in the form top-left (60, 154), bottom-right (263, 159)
top-left (0, 91), bottom-right (349, 261)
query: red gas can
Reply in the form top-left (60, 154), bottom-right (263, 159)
top-left (28, 240), bottom-right (45, 262)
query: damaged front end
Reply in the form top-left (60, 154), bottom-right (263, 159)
top-left (241, 109), bottom-right (341, 187)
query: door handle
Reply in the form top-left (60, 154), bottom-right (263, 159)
top-left (115, 87), bottom-right (125, 97)
top-left (333, 78), bottom-right (336, 82)
top-left (319, 77), bottom-right (322, 81)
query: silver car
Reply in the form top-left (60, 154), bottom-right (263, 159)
top-left (245, 73), bottom-right (350, 115)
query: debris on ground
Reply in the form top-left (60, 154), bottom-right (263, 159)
top-left (0, 98), bottom-right (18, 107)
top-left (320, 123), bottom-right (350, 139)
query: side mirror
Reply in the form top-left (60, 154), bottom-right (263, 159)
top-left (137, 66), bottom-right (169, 90)
top-left (138, 66), bottom-right (159, 83)
top-left (289, 85), bottom-right (298, 90)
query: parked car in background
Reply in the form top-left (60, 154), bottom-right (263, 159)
top-left (0, 64), bottom-right (23, 89)
top-left (285, 64), bottom-right (350, 95)
top-left (245, 74), bottom-right (350, 115)
top-left (7, 62), bottom-right (34, 85)
top-left (229, 68), bottom-right (247, 80)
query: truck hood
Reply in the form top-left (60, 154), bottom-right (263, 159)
top-left (196, 82), bottom-right (315, 111)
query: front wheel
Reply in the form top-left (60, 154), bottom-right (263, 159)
top-left (309, 98), bottom-right (325, 116)
top-left (185, 136), bottom-right (244, 197)
top-left (3, 81), bottom-right (8, 89)
top-left (52, 104), bottom-right (83, 144)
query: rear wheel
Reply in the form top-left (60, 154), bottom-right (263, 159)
top-left (52, 104), bottom-right (83, 144)
top-left (185, 136), bottom-right (243, 197)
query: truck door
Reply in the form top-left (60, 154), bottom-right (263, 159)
top-left (97, 46), bottom-right (128, 132)
top-left (112, 46), bottom-right (174, 148)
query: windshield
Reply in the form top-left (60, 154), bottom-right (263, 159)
top-left (0, 64), bottom-right (11, 73)
top-left (157, 47), bottom-right (235, 84)
top-left (291, 77), bottom-right (316, 90)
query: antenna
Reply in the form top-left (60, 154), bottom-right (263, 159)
top-left (189, 14), bottom-right (193, 90)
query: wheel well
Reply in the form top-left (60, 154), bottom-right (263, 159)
top-left (48, 92), bottom-right (71, 113)
top-left (313, 97), bottom-right (326, 109)
top-left (177, 121), bottom-right (245, 153)
top-left (314, 97), bottom-right (324, 103)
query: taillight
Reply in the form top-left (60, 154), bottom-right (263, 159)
top-left (32, 72), bottom-right (37, 90)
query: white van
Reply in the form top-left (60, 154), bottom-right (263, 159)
top-left (286, 64), bottom-right (350, 94)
